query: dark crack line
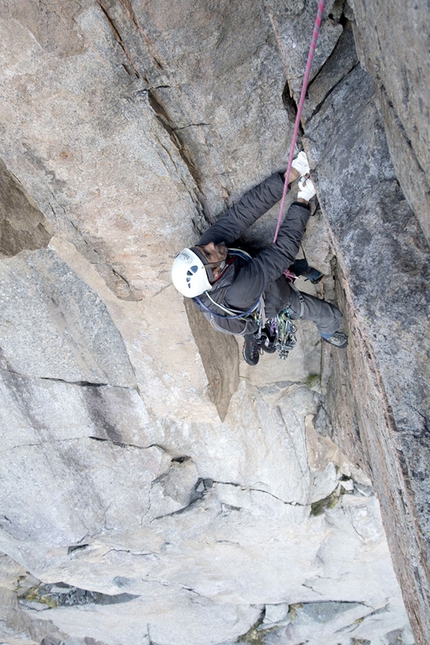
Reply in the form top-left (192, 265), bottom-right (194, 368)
top-left (306, 16), bottom-right (355, 91)
top-left (1, 366), bottom-right (136, 390)
top-left (333, 603), bottom-right (389, 634)
top-left (112, 267), bottom-right (131, 289)
top-left (134, 86), bottom-right (170, 98)
top-left (1, 437), bottom-right (93, 454)
top-left (301, 581), bottom-right (323, 596)
top-left (89, 437), bottom-right (167, 453)
top-left (213, 480), bottom-right (306, 507)
top-left (150, 496), bottom-right (202, 522)
top-left (41, 377), bottom-right (109, 386)
top-left (378, 82), bottom-right (427, 175)
top-left (98, 1), bottom-right (140, 78)
top-left (306, 61), bottom-right (361, 125)
top-left (105, 547), bottom-right (158, 558)
top-left (171, 123), bottom-right (209, 131)
top-left (147, 89), bottom-right (204, 190)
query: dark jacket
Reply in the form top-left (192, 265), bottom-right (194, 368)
top-left (194, 172), bottom-right (311, 335)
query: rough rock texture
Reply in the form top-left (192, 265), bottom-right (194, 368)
top-left (297, 5), bottom-right (430, 642)
top-left (0, 160), bottom-right (53, 258)
top-left (0, 1), bottom-right (428, 644)
top-left (349, 0), bottom-right (430, 244)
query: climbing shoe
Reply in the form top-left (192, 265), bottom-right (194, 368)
top-left (304, 267), bottom-right (324, 284)
top-left (242, 334), bottom-right (261, 366)
top-left (260, 329), bottom-right (277, 354)
top-left (322, 331), bottom-right (348, 349)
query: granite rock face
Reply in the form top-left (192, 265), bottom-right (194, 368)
top-left (0, 1), bottom-right (428, 644)
top-left (349, 0), bottom-right (430, 244)
top-left (299, 4), bottom-right (430, 642)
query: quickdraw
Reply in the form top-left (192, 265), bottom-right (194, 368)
top-left (267, 310), bottom-right (297, 360)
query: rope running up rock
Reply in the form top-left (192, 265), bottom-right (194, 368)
top-left (273, 0), bottom-right (326, 243)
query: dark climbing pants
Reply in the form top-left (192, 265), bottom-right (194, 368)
top-left (278, 283), bottom-right (342, 337)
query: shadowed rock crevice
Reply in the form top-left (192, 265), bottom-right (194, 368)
top-left (98, 0), bottom-right (141, 78)
top-left (147, 90), bottom-right (204, 192)
top-left (184, 298), bottom-right (239, 421)
top-left (304, 21), bottom-right (359, 123)
top-left (0, 158), bottom-right (53, 257)
top-left (19, 582), bottom-right (138, 608)
top-left (302, 17), bottom-right (430, 639)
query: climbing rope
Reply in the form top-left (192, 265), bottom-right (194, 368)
top-left (273, 0), bottom-right (326, 243)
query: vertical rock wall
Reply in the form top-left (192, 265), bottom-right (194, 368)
top-left (298, 3), bottom-right (430, 642)
top-left (0, 1), bottom-right (428, 644)
top-left (350, 0), bottom-right (430, 244)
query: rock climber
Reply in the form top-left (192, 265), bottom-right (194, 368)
top-left (171, 152), bottom-right (348, 366)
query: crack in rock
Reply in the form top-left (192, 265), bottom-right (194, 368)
top-left (88, 436), bottom-right (168, 453)
top-left (1, 366), bottom-right (136, 390)
top-left (213, 481), bottom-right (306, 507)
top-left (307, 61), bottom-right (361, 124)
top-left (98, 0), bottom-right (140, 78)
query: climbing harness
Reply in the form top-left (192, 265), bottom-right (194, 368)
top-left (199, 290), bottom-right (262, 321)
top-left (273, 0), bottom-right (326, 243)
top-left (195, 250), bottom-right (315, 361)
top-left (194, 248), bottom-right (263, 324)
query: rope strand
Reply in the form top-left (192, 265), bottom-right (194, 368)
top-left (273, 0), bottom-right (326, 243)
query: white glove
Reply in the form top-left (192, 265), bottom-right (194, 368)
top-left (291, 151), bottom-right (310, 176)
top-left (297, 176), bottom-right (316, 201)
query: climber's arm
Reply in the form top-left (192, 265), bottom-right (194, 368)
top-left (197, 173), bottom-right (285, 246)
top-left (223, 200), bottom-right (311, 309)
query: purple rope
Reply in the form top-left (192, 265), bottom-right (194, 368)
top-left (273, 0), bottom-right (326, 243)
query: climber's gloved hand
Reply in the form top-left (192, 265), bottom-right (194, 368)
top-left (291, 151), bottom-right (310, 177)
top-left (297, 174), bottom-right (316, 201)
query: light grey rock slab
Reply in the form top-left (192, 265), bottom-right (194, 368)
top-left (0, 586), bottom-right (64, 645)
top-left (305, 495), bottom-right (404, 602)
top-left (0, 369), bottom-right (154, 452)
top-left (21, 593), bottom-right (261, 645)
top-left (309, 462), bottom-right (338, 503)
top-left (147, 456), bottom-right (201, 520)
top-left (0, 429), bottom-right (170, 554)
top-left (0, 250), bottom-right (135, 386)
top-left (1, 470), bottom-right (411, 645)
top-left (216, 382), bottom-right (318, 505)
top-left (0, 553), bottom-right (26, 590)
top-left (261, 602), bottom-right (290, 627)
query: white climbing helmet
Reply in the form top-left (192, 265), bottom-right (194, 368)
top-left (171, 248), bottom-right (213, 298)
